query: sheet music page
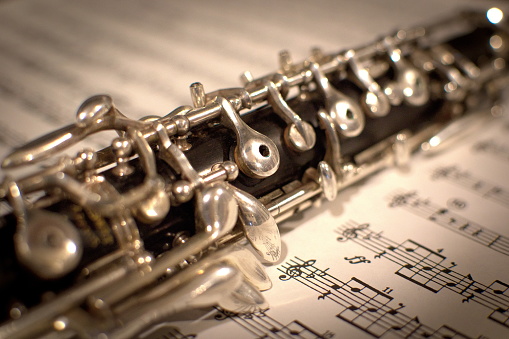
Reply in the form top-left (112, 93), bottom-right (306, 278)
top-left (0, 0), bottom-right (508, 338)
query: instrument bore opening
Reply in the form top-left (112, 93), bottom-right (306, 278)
top-left (346, 109), bottom-right (354, 119)
top-left (259, 145), bottom-right (270, 157)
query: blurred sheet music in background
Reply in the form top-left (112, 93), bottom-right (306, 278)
top-left (0, 0), bottom-right (499, 158)
top-left (1, 0), bottom-right (508, 338)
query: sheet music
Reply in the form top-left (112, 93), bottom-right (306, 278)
top-left (1, 0), bottom-right (508, 338)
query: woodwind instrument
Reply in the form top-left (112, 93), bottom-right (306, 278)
top-left (0, 8), bottom-right (507, 338)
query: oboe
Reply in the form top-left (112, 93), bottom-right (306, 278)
top-left (0, 8), bottom-right (507, 338)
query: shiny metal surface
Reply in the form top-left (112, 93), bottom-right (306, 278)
top-left (227, 184), bottom-right (281, 263)
top-left (266, 81), bottom-right (316, 152)
top-left (383, 36), bottom-right (430, 106)
top-left (346, 50), bottom-right (391, 117)
top-left (12, 200), bottom-right (83, 280)
top-left (2, 95), bottom-right (147, 169)
top-left (421, 108), bottom-right (492, 154)
top-left (195, 183), bottom-right (238, 237)
top-left (317, 109), bottom-right (342, 174)
top-left (318, 161), bottom-right (337, 201)
top-left (219, 97), bottom-right (280, 178)
top-left (309, 62), bottom-right (365, 137)
top-left (108, 263), bottom-right (246, 339)
top-left (0, 8), bottom-right (506, 338)
top-left (111, 137), bottom-right (135, 177)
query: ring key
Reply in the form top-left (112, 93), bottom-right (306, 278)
top-left (5, 178), bottom-right (83, 280)
top-left (309, 62), bottom-right (365, 137)
top-left (383, 35), bottom-right (430, 106)
top-left (215, 97), bottom-right (280, 178)
top-left (345, 50), bottom-right (391, 118)
top-left (318, 161), bottom-right (337, 201)
top-left (266, 81), bottom-right (316, 152)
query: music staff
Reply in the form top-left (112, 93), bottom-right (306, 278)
top-left (336, 223), bottom-right (371, 242)
top-left (138, 325), bottom-right (196, 339)
top-left (388, 191), bottom-right (509, 256)
top-left (278, 257), bottom-right (477, 338)
top-left (336, 221), bottom-right (509, 329)
top-left (473, 139), bottom-right (509, 162)
top-left (432, 165), bottom-right (509, 207)
top-left (214, 308), bottom-right (334, 339)
top-left (278, 259), bottom-right (330, 281)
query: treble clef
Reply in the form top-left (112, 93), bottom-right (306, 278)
top-left (279, 259), bottom-right (317, 281)
top-left (388, 191), bottom-right (416, 207)
top-left (337, 223), bottom-right (369, 242)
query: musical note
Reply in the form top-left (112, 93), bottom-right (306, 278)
top-left (429, 208), bottom-right (448, 221)
top-left (318, 290), bottom-right (332, 300)
top-left (441, 262), bottom-right (457, 274)
top-left (388, 190), bottom-right (509, 257)
top-left (338, 222), bottom-right (509, 329)
top-left (393, 240), bottom-right (447, 293)
top-left (433, 165), bottom-right (509, 207)
top-left (330, 283), bottom-right (341, 290)
top-left (374, 250), bottom-right (387, 259)
top-left (215, 308), bottom-right (333, 338)
top-left (391, 316), bottom-right (419, 331)
top-left (472, 229), bottom-right (483, 237)
top-left (462, 294), bottom-right (475, 303)
top-left (386, 302), bottom-right (404, 315)
top-left (459, 275), bottom-right (474, 294)
top-left (344, 256), bottom-right (371, 264)
top-left (279, 257), bottom-right (475, 338)
top-left (490, 280), bottom-right (509, 295)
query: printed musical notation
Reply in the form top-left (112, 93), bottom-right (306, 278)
top-left (473, 139), bottom-right (509, 162)
top-left (277, 257), bottom-right (474, 338)
top-left (431, 165), bottom-right (509, 207)
top-left (336, 221), bottom-right (509, 330)
top-left (388, 191), bottom-right (509, 256)
top-left (214, 308), bottom-right (334, 339)
top-left (138, 325), bottom-right (196, 339)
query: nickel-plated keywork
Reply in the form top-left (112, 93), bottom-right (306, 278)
top-left (0, 8), bottom-right (508, 339)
